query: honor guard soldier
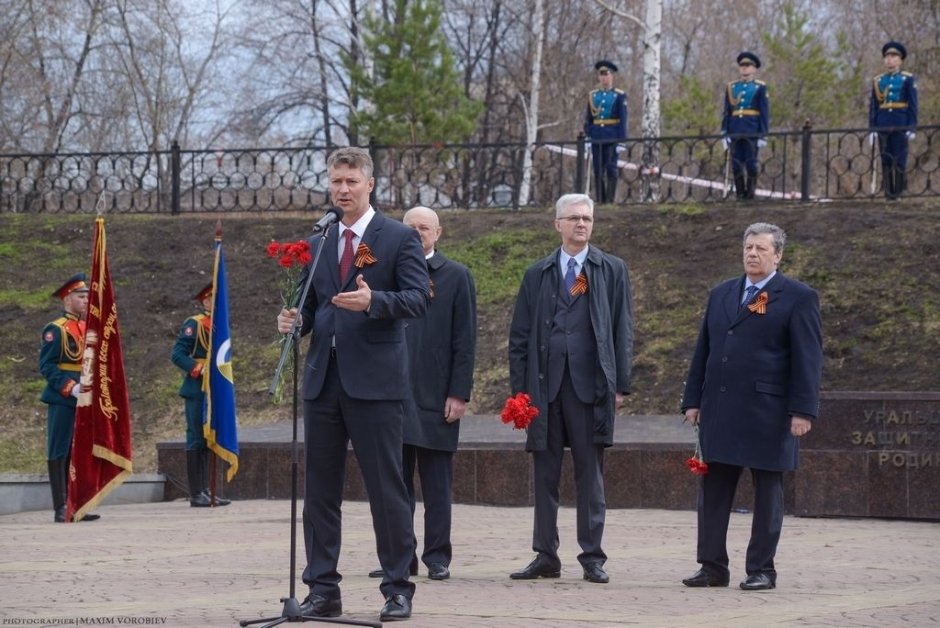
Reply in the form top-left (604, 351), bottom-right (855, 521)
top-left (584, 60), bottom-right (627, 204)
top-left (39, 273), bottom-right (99, 522)
top-left (171, 283), bottom-right (230, 508)
top-left (721, 52), bottom-right (770, 199)
top-left (869, 41), bottom-right (918, 200)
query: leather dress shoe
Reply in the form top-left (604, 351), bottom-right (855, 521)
top-left (299, 592), bottom-right (342, 617)
top-left (379, 594), bottom-right (412, 621)
top-left (368, 560), bottom-right (419, 578)
top-left (510, 555), bottom-right (561, 580)
top-left (682, 568), bottom-right (729, 588)
top-left (427, 562), bottom-right (450, 580)
top-left (740, 573), bottom-right (776, 590)
top-left (582, 562), bottom-right (609, 583)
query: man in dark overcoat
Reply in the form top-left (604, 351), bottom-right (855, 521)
top-left (681, 222), bottom-right (822, 591)
top-left (369, 206), bottom-right (476, 582)
top-left (508, 193), bottom-right (633, 585)
top-left (277, 147), bottom-right (429, 622)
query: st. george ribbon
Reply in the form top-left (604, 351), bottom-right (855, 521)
top-left (311, 206), bottom-right (343, 233)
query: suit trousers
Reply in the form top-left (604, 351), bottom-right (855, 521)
top-left (403, 444), bottom-right (454, 567)
top-left (532, 367), bottom-right (607, 567)
top-left (301, 357), bottom-right (416, 600)
top-left (696, 461), bottom-right (783, 579)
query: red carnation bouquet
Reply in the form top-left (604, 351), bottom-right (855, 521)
top-left (266, 239), bottom-right (312, 402)
top-left (685, 424), bottom-right (708, 475)
top-left (501, 392), bottom-right (539, 430)
top-left (266, 240), bottom-right (313, 307)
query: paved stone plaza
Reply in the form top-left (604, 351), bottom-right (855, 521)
top-left (1, 499), bottom-right (938, 627)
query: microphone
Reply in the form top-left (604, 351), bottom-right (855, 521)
top-left (311, 207), bottom-right (343, 233)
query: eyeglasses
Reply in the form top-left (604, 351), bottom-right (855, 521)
top-left (559, 214), bottom-right (593, 224)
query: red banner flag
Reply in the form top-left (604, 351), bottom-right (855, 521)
top-left (67, 215), bottom-right (133, 522)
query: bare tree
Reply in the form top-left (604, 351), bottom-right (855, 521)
top-left (0, 0), bottom-right (105, 153)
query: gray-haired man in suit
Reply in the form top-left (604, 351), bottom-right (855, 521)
top-left (508, 193), bottom-right (633, 584)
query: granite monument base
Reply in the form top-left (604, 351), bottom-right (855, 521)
top-left (157, 392), bottom-right (938, 520)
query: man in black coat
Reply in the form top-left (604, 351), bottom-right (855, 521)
top-left (277, 147), bottom-right (429, 621)
top-left (369, 206), bottom-right (476, 582)
top-left (508, 193), bottom-right (633, 584)
top-left (681, 222), bottom-right (822, 591)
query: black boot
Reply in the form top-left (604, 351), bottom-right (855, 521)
top-left (734, 174), bottom-right (746, 199)
top-left (746, 174), bottom-right (758, 199)
top-left (885, 167), bottom-right (898, 200)
top-left (48, 459), bottom-right (67, 522)
top-left (897, 171), bottom-right (906, 198)
top-left (605, 175), bottom-right (618, 203)
top-left (594, 174), bottom-right (607, 204)
top-left (187, 450), bottom-right (211, 507)
top-left (199, 449), bottom-right (230, 507)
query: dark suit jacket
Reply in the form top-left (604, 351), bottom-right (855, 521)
top-left (402, 252), bottom-right (476, 452)
top-left (508, 245), bottom-right (633, 450)
top-left (298, 210), bottom-right (430, 401)
top-left (681, 272), bottom-right (823, 471)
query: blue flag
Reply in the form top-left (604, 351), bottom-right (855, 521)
top-left (204, 236), bottom-right (239, 481)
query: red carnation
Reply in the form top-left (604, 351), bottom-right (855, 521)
top-left (686, 424), bottom-right (708, 475)
top-left (266, 241), bottom-right (282, 258)
top-left (501, 392), bottom-right (539, 430)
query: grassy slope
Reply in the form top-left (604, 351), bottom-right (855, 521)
top-left (1, 201), bottom-right (937, 473)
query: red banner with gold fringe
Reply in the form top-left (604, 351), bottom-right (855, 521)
top-left (67, 215), bottom-right (133, 522)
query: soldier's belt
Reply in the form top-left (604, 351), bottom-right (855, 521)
top-left (591, 119), bottom-right (621, 126)
top-left (879, 102), bottom-right (909, 110)
top-left (58, 364), bottom-right (82, 372)
top-left (732, 109), bottom-right (760, 117)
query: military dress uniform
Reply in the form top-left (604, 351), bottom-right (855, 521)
top-left (869, 41), bottom-right (918, 200)
top-left (170, 283), bottom-right (229, 507)
top-left (39, 273), bottom-right (91, 522)
top-left (722, 52), bottom-right (770, 199)
top-left (584, 60), bottom-right (627, 204)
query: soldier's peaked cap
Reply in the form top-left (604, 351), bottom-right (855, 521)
top-left (736, 51), bottom-right (761, 68)
top-left (594, 60), bottom-right (618, 72)
top-left (882, 41), bottom-right (907, 60)
top-left (52, 273), bottom-right (89, 299)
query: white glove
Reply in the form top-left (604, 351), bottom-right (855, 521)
top-left (722, 137), bottom-right (731, 150)
top-left (868, 132), bottom-right (877, 147)
top-left (70, 383), bottom-right (82, 398)
top-left (906, 131), bottom-right (916, 140)
top-left (757, 139), bottom-right (767, 148)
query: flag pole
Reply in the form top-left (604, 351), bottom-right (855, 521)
top-left (209, 220), bottom-right (222, 505)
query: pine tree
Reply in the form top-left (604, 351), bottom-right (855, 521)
top-left (347, 0), bottom-right (481, 146)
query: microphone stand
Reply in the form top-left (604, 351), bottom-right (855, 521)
top-left (240, 221), bottom-right (379, 628)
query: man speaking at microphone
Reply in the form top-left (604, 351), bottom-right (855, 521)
top-left (277, 147), bottom-right (429, 621)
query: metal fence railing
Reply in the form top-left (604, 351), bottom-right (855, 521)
top-left (2, 125), bottom-right (938, 213)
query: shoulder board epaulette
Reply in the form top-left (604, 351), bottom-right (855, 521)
top-left (755, 79), bottom-right (766, 85)
top-left (613, 88), bottom-right (625, 94)
top-left (902, 71), bottom-right (913, 77)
